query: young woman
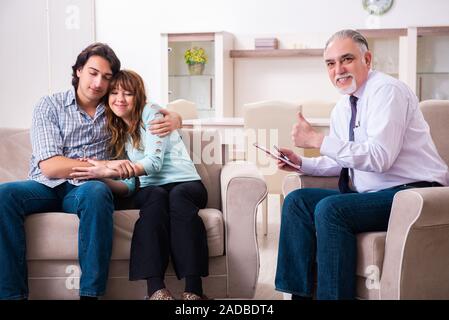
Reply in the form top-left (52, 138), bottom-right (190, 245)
top-left (71, 70), bottom-right (209, 300)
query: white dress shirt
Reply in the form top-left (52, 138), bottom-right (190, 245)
top-left (300, 70), bottom-right (449, 193)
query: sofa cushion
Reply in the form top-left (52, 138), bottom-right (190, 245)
top-left (356, 232), bottom-right (386, 278)
top-left (25, 208), bottom-right (224, 260)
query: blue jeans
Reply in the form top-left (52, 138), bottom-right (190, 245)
top-left (0, 180), bottom-right (114, 299)
top-left (275, 186), bottom-right (407, 300)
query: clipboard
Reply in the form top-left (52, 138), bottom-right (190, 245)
top-left (253, 143), bottom-right (301, 170)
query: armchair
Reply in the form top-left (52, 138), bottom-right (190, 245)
top-left (282, 100), bottom-right (449, 299)
top-left (167, 99), bottom-right (199, 120)
top-left (243, 100), bottom-right (301, 235)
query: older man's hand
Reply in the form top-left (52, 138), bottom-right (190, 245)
top-left (291, 112), bottom-right (325, 149)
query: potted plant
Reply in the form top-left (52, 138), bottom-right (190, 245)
top-left (184, 47), bottom-right (208, 75)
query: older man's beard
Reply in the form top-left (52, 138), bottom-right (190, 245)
top-left (334, 73), bottom-right (357, 95)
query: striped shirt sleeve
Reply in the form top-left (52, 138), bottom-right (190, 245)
top-left (30, 96), bottom-right (64, 163)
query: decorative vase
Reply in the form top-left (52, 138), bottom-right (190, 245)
top-left (188, 63), bottom-right (205, 75)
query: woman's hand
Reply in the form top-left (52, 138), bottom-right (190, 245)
top-left (104, 160), bottom-right (138, 179)
top-left (276, 148), bottom-right (302, 172)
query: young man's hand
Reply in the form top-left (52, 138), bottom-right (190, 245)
top-left (149, 109), bottom-right (182, 137)
top-left (71, 159), bottom-right (137, 180)
top-left (70, 160), bottom-right (118, 180)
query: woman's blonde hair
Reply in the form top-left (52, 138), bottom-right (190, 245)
top-left (105, 70), bottom-right (147, 159)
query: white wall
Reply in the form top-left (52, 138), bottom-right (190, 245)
top-left (1, 0), bottom-right (49, 128)
top-left (95, 0), bottom-right (449, 116)
top-left (2, 0), bottom-right (449, 128)
top-left (0, 0), bottom-right (95, 128)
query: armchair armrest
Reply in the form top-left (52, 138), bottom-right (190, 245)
top-left (381, 187), bottom-right (449, 299)
top-left (282, 173), bottom-right (339, 196)
top-left (220, 161), bottom-right (267, 298)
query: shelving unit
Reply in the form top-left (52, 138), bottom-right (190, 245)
top-left (230, 48), bottom-right (323, 58)
top-left (229, 29), bottom-right (408, 59)
top-left (229, 27), bottom-right (449, 101)
top-left (366, 34), bottom-right (401, 80)
top-left (357, 28), bottom-right (407, 38)
top-left (161, 32), bottom-right (234, 118)
top-left (417, 26), bottom-right (449, 36)
top-left (169, 74), bottom-right (214, 77)
top-left (355, 27), bottom-right (449, 100)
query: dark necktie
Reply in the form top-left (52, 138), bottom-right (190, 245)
top-left (338, 95), bottom-right (358, 193)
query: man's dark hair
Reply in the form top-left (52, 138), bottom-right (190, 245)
top-left (71, 42), bottom-right (121, 89)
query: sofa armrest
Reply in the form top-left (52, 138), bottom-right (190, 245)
top-left (220, 161), bottom-right (267, 298)
top-left (282, 173), bottom-right (339, 196)
top-left (380, 187), bottom-right (449, 299)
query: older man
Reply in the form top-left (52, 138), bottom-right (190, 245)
top-left (274, 29), bottom-right (448, 300)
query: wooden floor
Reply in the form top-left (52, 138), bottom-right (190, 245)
top-left (252, 194), bottom-right (284, 300)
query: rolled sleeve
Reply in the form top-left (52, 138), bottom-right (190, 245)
top-left (30, 97), bottom-right (64, 162)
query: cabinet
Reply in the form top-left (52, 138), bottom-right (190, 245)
top-left (360, 27), bottom-right (449, 101)
top-left (416, 27), bottom-right (449, 101)
top-left (160, 32), bottom-right (234, 118)
top-left (358, 28), bottom-right (406, 80)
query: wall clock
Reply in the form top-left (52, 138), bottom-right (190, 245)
top-left (362, 0), bottom-right (394, 16)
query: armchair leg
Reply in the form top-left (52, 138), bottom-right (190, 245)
top-left (280, 193), bottom-right (284, 217)
top-left (283, 293), bottom-right (292, 300)
top-left (261, 194), bottom-right (283, 236)
top-left (262, 194), bottom-right (284, 236)
top-left (262, 198), bottom-right (268, 236)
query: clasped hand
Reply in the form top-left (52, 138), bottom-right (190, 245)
top-left (70, 159), bottom-right (138, 181)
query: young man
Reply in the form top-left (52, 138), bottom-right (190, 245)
top-left (274, 30), bottom-right (449, 300)
top-left (0, 43), bottom-right (181, 300)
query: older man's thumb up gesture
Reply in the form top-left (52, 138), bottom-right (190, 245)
top-left (291, 112), bottom-right (325, 149)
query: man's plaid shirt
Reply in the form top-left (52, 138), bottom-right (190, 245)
top-left (28, 88), bottom-right (110, 187)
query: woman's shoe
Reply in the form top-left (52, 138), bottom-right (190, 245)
top-left (146, 288), bottom-right (175, 300)
top-left (181, 292), bottom-right (210, 300)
